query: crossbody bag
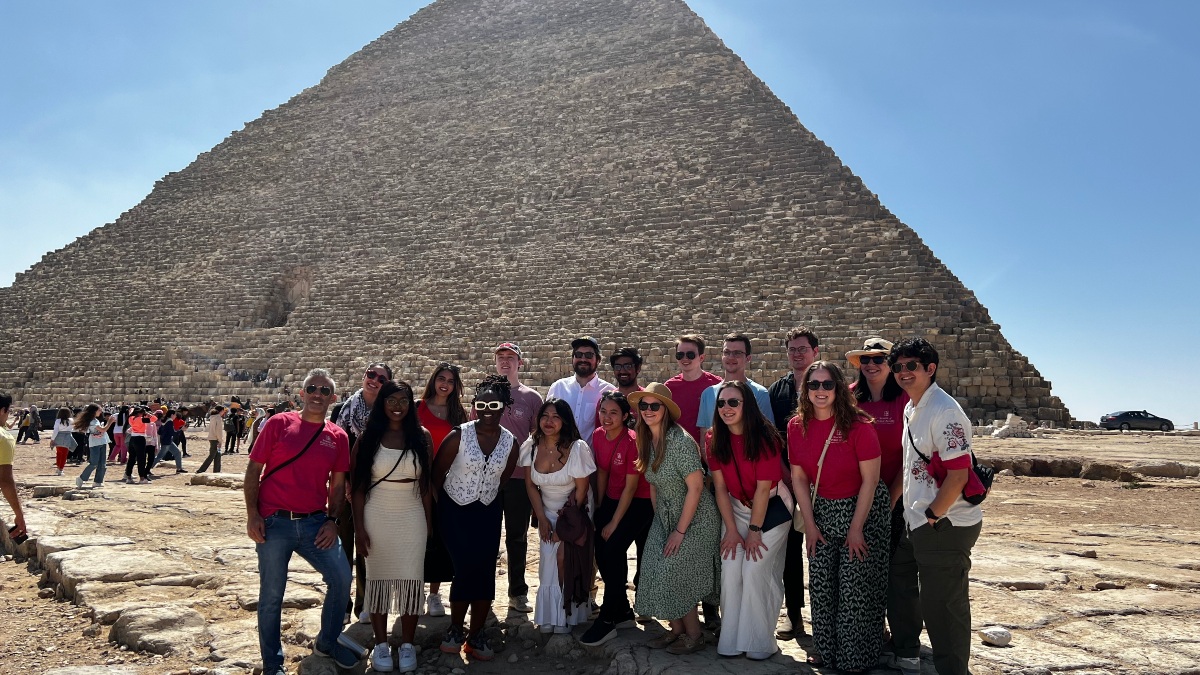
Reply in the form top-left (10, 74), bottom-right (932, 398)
top-left (260, 425), bottom-right (326, 484)
top-left (904, 416), bottom-right (993, 505)
top-left (727, 446), bottom-right (792, 532)
top-left (793, 425), bottom-right (837, 534)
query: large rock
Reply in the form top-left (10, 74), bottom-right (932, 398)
top-left (44, 546), bottom-right (195, 598)
top-left (108, 605), bottom-right (209, 655)
top-left (1128, 461), bottom-right (1197, 479)
top-left (1030, 458), bottom-right (1083, 478)
top-left (36, 534), bottom-right (134, 559)
top-left (1080, 462), bottom-right (1125, 480)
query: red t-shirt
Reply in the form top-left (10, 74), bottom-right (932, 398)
top-left (417, 401), bottom-right (455, 457)
top-left (852, 389), bottom-right (910, 488)
top-left (707, 433), bottom-right (785, 503)
top-left (787, 417), bottom-right (881, 500)
top-left (172, 418), bottom-right (186, 432)
top-left (591, 427), bottom-right (651, 500)
top-left (250, 412), bottom-right (350, 518)
top-left (665, 371), bottom-right (723, 445)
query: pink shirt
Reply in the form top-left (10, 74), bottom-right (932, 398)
top-left (852, 389), bottom-right (910, 487)
top-left (664, 371), bottom-right (723, 445)
top-left (591, 427), bottom-right (650, 500)
top-left (707, 434), bottom-right (785, 503)
top-left (250, 412), bottom-right (350, 518)
top-left (787, 417), bottom-right (881, 500)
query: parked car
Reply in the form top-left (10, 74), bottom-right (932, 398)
top-left (1099, 410), bottom-right (1174, 431)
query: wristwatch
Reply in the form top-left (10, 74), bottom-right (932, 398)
top-left (325, 514), bottom-right (339, 524)
top-left (748, 524), bottom-right (763, 533)
top-left (924, 507), bottom-right (942, 521)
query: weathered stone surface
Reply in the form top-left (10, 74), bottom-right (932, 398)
top-left (1079, 462), bottom-right (1124, 480)
top-left (36, 534), bottom-right (135, 558)
top-left (44, 668), bottom-right (139, 675)
top-left (1128, 460), bottom-right (1197, 478)
top-left (108, 605), bottom-right (209, 655)
top-left (45, 546), bottom-right (195, 598)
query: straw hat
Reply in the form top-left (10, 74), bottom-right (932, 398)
top-left (846, 336), bottom-right (895, 368)
top-left (626, 382), bottom-right (681, 422)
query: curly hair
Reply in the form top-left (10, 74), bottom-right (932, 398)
top-left (792, 360), bottom-right (873, 438)
top-left (475, 374), bottom-right (513, 404)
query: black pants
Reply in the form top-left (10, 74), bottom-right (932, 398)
top-left (124, 436), bottom-right (149, 479)
top-left (197, 440), bottom-right (222, 473)
top-left (593, 495), bottom-right (652, 622)
top-left (175, 430), bottom-right (188, 456)
top-left (225, 429), bottom-right (239, 453)
top-left (70, 432), bottom-right (89, 464)
top-left (783, 526), bottom-right (807, 623)
top-left (337, 507), bottom-right (367, 616)
top-left (502, 477), bottom-right (533, 598)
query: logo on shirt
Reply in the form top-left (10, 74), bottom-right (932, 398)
top-left (319, 433), bottom-right (335, 449)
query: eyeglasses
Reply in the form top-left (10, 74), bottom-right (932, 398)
top-left (859, 356), bottom-right (886, 365)
top-left (637, 401), bottom-right (664, 412)
top-left (363, 371), bottom-right (389, 382)
top-left (715, 399), bottom-right (742, 409)
top-left (806, 380), bottom-right (836, 391)
top-left (384, 397), bottom-right (409, 409)
top-left (612, 363), bottom-right (637, 371)
top-left (572, 351), bottom-right (597, 360)
top-left (721, 350), bottom-right (746, 358)
top-left (890, 361), bottom-right (922, 373)
top-left (675, 350), bottom-right (698, 360)
top-left (473, 400), bottom-right (504, 411)
top-left (786, 347), bottom-right (811, 355)
top-left (305, 384), bottom-right (333, 396)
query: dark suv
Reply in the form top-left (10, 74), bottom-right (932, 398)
top-left (1099, 411), bottom-right (1174, 431)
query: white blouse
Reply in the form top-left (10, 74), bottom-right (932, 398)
top-left (443, 421), bottom-right (514, 506)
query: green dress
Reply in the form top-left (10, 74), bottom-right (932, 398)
top-left (634, 425), bottom-right (721, 620)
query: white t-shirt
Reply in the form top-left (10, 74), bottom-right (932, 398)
top-left (546, 375), bottom-right (615, 445)
top-left (901, 383), bottom-right (983, 529)
top-left (88, 419), bottom-right (108, 447)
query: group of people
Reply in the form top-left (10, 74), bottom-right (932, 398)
top-left (240, 330), bottom-right (984, 675)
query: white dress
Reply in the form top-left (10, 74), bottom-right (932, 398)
top-left (520, 438), bottom-right (596, 630)
top-left (362, 445), bottom-right (427, 615)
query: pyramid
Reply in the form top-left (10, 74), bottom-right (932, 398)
top-left (0, 0), bottom-right (1070, 424)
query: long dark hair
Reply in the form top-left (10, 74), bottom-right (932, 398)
top-left (74, 403), bottom-right (100, 432)
top-left (351, 380), bottom-right (430, 499)
top-left (421, 362), bottom-right (468, 426)
top-left (793, 361), bottom-right (873, 438)
top-left (853, 370), bottom-right (904, 403)
top-left (117, 405), bottom-right (130, 426)
top-left (531, 398), bottom-right (581, 464)
top-left (709, 381), bottom-right (781, 465)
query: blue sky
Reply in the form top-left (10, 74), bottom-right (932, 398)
top-left (1, 1), bottom-right (1196, 427)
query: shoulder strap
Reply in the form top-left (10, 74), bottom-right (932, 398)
top-left (366, 453), bottom-right (406, 494)
top-left (261, 424), bottom-right (326, 485)
top-left (810, 424), bottom-right (836, 501)
top-left (905, 413), bottom-right (980, 469)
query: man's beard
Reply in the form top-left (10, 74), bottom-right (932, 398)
top-left (616, 372), bottom-right (637, 387)
top-left (573, 362), bottom-right (595, 377)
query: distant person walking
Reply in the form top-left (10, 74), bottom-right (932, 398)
top-left (2, 393), bottom-right (30, 542)
top-left (51, 408), bottom-right (74, 476)
top-left (76, 403), bottom-right (114, 488)
top-left (198, 405), bottom-right (226, 474)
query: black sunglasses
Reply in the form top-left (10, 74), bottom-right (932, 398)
top-left (890, 361), bottom-right (922, 373)
top-left (363, 371), bottom-right (389, 382)
top-left (715, 399), bottom-right (742, 409)
top-left (858, 355), bottom-right (886, 365)
top-left (637, 401), bottom-right (664, 412)
top-left (305, 384), bottom-right (333, 396)
top-left (674, 350), bottom-right (698, 360)
top-left (806, 380), bottom-right (836, 391)
top-left (572, 351), bottom-right (597, 360)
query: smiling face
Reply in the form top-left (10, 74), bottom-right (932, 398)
top-left (720, 340), bottom-right (750, 379)
top-left (858, 353), bottom-right (888, 385)
top-left (538, 404), bottom-right (564, 437)
top-left (474, 389), bottom-right (506, 426)
top-left (675, 340), bottom-right (704, 377)
top-left (716, 387), bottom-right (744, 429)
top-left (807, 367), bottom-right (835, 416)
top-left (300, 374), bottom-right (336, 417)
top-left (612, 356), bottom-right (639, 388)
top-left (433, 369), bottom-right (457, 400)
top-left (893, 356), bottom-right (934, 395)
top-left (598, 398), bottom-right (626, 433)
top-left (638, 395), bottom-right (667, 429)
top-left (571, 348), bottom-right (598, 378)
top-left (786, 338), bottom-right (818, 375)
top-left (494, 349), bottom-right (521, 379)
top-left (384, 387), bottom-right (412, 424)
top-left (362, 365), bottom-right (390, 397)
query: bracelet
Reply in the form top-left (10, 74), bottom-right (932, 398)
top-left (675, 527), bottom-right (687, 535)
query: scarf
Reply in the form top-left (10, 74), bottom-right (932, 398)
top-left (337, 389), bottom-right (371, 437)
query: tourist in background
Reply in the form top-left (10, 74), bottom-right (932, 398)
top-left (631, 384), bottom-right (720, 656)
top-left (581, 391), bottom-right (653, 647)
top-left (69, 407), bottom-right (88, 466)
top-left (124, 406), bottom-right (152, 484)
top-left (417, 361), bottom-right (467, 617)
top-left (51, 407), bottom-right (74, 476)
top-left (108, 405), bottom-right (129, 464)
top-left (197, 405), bottom-right (225, 474)
top-left (431, 375), bottom-right (519, 661)
top-left (75, 403), bottom-right (113, 487)
top-left (887, 338), bottom-right (985, 675)
top-left (708, 381), bottom-right (788, 660)
top-left (351, 380), bottom-right (432, 674)
top-left (144, 410), bottom-right (160, 478)
top-left (788, 361), bottom-right (889, 671)
top-left (1, 393), bottom-right (29, 541)
top-left (336, 362), bottom-right (393, 624)
top-left (150, 409), bottom-right (186, 474)
top-left (521, 398), bottom-right (595, 634)
top-left (172, 409), bottom-right (189, 458)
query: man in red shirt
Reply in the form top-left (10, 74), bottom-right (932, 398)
top-left (244, 369), bottom-right (356, 674)
top-left (664, 333), bottom-right (722, 446)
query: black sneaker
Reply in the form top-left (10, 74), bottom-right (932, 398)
top-left (579, 620), bottom-right (618, 647)
top-left (613, 608), bottom-right (637, 630)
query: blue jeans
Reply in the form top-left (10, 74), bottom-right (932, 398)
top-left (79, 444), bottom-right (107, 484)
top-left (256, 512), bottom-right (350, 672)
top-left (152, 441), bottom-right (183, 471)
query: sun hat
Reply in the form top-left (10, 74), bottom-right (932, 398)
top-left (626, 382), bottom-right (681, 422)
top-left (846, 336), bottom-right (895, 368)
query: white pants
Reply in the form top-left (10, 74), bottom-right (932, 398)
top-left (718, 497), bottom-right (788, 657)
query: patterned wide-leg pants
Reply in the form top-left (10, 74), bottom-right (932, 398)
top-left (808, 481), bottom-right (891, 671)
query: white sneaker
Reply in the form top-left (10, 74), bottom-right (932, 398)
top-left (75, 476), bottom-right (84, 488)
top-left (508, 594), bottom-right (532, 612)
top-left (889, 655), bottom-right (921, 675)
top-left (358, 609), bottom-right (371, 624)
top-left (56, 469), bottom-right (64, 476)
top-left (397, 643), bottom-right (417, 673)
top-left (371, 643), bottom-right (394, 672)
top-left (427, 592), bottom-right (446, 617)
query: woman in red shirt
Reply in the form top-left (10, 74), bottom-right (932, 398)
top-left (788, 361), bottom-right (890, 672)
top-left (708, 381), bottom-right (788, 660)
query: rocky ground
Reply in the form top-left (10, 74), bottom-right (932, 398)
top-left (2, 430), bottom-right (1199, 675)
